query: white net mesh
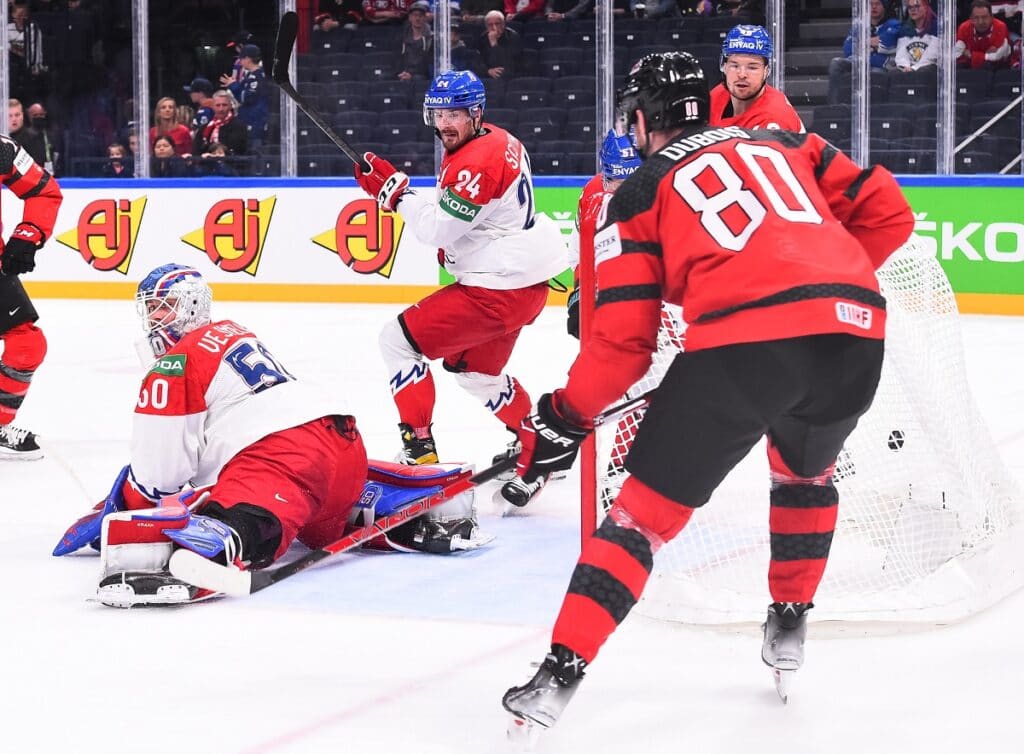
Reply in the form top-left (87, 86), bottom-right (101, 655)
top-left (591, 236), bottom-right (1024, 624)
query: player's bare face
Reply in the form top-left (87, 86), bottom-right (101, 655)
top-left (430, 108), bottom-right (475, 152)
top-left (724, 55), bottom-right (768, 102)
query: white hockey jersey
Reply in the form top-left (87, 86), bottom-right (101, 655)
top-left (127, 320), bottom-right (344, 502)
top-left (395, 123), bottom-right (567, 289)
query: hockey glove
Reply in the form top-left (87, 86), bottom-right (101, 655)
top-left (2, 222), bottom-right (45, 276)
top-left (354, 152), bottom-right (410, 212)
top-left (566, 286), bottom-right (580, 340)
top-left (516, 392), bottom-right (590, 484)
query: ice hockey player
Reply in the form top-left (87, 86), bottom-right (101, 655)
top-left (53, 264), bottom-right (491, 607)
top-left (710, 24), bottom-right (805, 131)
top-left (353, 69), bottom-right (567, 507)
top-left (501, 51), bottom-right (914, 738)
top-left (0, 133), bottom-right (63, 460)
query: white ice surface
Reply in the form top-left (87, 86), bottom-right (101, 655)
top-left (3, 300), bottom-right (1023, 754)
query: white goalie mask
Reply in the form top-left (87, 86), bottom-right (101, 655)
top-left (135, 264), bottom-right (213, 359)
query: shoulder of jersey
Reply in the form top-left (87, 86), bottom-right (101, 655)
top-left (450, 124), bottom-right (515, 175)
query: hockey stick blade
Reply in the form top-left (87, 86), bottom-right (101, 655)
top-left (168, 456), bottom-right (517, 597)
top-left (270, 12), bottom-right (370, 171)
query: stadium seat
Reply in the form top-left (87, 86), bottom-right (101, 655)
top-left (518, 120), bottom-right (564, 142)
top-left (530, 152), bottom-right (571, 175)
top-left (567, 152), bottom-right (598, 175)
top-left (955, 150), bottom-right (995, 174)
top-left (703, 17), bottom-right (739, 43)
top-left (873, 149), bottom-right (935, 174)
top-left (563, 118), bottom-right (600, 143)
top-left (296, 54), bottom-right (319, 83)
top-left (954, 68), bottom-right (993, 103)
top-left (614, 27), bottom-right (652, 47)
top-left (484, 108), bottom-right (518, 131)
top-left (652, 27), bottom-right (701, 46)
top-left (505, 77), bottom-right (552, 107)
top-left (520, 107), bottom-right (567, 128)
top-left (310, 28), bottom-right (351, 55)
top-left (811, 104), bottom-right (851, 143)
top-left (523, 27), bottom-right (566, 48)
top-left (332, 123), bottom-right (376, 145)
top-left (349, 27), bottom-right (402, 54)
top-left (870, 116), bottom-right (914, 142)
top-left (332, 110), bottom-right (379, 128)
top-left (298, 153), bottom-right (341, 177)
top-left (365, 89), bottom-right (413, 111)
top-left (887, 69), bottom-right (937, 104)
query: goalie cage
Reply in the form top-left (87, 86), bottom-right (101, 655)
top-left (582, 235), bottom-right (1024, 625)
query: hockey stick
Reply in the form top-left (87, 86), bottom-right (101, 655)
top-left (168, 390), bottom-right (657, 597)
top-left (169, 457), bottom-right (515, 596)
top-left (271, 11), bottom-right (370, 172)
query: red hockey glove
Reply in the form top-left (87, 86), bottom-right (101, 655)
top-left (515, 392), bottom-right (590, 484)
top-left (2, 222), bottom-right (45, 276)
top-left (353, 152), bottom-right (409, 212)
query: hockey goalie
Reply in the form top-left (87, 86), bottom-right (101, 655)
top-left (53, 264), bottom-right (493, 608)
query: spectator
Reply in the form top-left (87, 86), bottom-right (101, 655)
top-left (546, 0), bottom-right (631, 21)
top-left (320, 1), bottom-right (365, 29)
top-left (505, 0), bottom-right (546, 24)
top-left (630, 1), bottom-right (680, 19)
top-left (894, 0), bottom-right (940, 70)
top-left (451, 22), bottom-right (487, 77)
top-left (397, 2), bottom-right (433, 80)
top-left (463, 0), bottom-right (504, 23)
top-left (149, 96), bottom-right (193, 156)
top-left (193, 142), bottom-right (237, 177)
top-left (26, 102), bottom-right (63, 176)
top-left (8, 99), bottom-right (46, 166)
top-left (193, 90), bottom-right (248, 158)
top-left (225, 30), bottom-right (254, 85)
top-left (955, 0), bottom-right (1012, 68)
top-left (127, 130), bottom-right (140, 164)
top-left (8, 3), bottom-right (47, 104)
top-left (225, 45), bottom-right (269, 149)
top-left (151, 135), bottom-right (190, 178)
top-left (101, 142), bottom-right (132, 178)
top-left (362, 0), bottom-right (413, 25)
top-left (828, 0), bottom-right (902, 103)
top-left (51, 0), bottom-right (101, 122)
top-left (314, 12), bottom-right (343, 32)
top-left (184, 78), bottom-right (216, 137)
top-left (477, 10), bottom-right (522, 79)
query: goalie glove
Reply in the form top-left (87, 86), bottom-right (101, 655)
top-left (52, 465), bottom-right (130, 556)
top-left (354, 152), bottom-right (410, 212)
top-left (515, 392), bottom-right (590, 484)
top-left (2, 222), bottom-right (46, 276)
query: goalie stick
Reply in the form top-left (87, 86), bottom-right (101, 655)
top-left (169, 390), bottom-right (658, 597)
top-left (271, 11), bottom-right (370, 172)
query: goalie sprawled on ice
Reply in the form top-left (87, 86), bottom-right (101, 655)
top-left (53, 264), bottom-right (493, 608)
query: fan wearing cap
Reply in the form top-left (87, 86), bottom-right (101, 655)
top-left (709, 24), bottom-right (804, 131)
top-left (223, 30), bottom-right (253, 85)
top-left (224, 43), bottom-right (268, 149)
top-left (184, 77), bottom-right (215, 135)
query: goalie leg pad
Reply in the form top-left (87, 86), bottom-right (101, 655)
top-left (383, 489), bottom-right (494, 554)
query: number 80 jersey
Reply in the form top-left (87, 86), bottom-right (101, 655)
top-left (396, 124), bottom-right (567, 289)
top-left (129, 320), bottom-right (343, 502)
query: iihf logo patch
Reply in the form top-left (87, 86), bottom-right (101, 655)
top-left (835, 302), bottom-right (872, 329)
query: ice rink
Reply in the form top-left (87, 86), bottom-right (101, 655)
top-left (4, 297), bottom-right (1023, 754)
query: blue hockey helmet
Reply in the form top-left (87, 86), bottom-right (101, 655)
top-left (422, 69), bottom-right (486, 126)
top-left (599, 129), bottom-right (642, 181)
top-left (135, 263), bottom-right (212, 356)
top-left (721, 24), bottom-right (773, 65)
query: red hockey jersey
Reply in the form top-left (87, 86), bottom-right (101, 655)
top-left (561, 127), bottom-right (914, 419)
top-left (709, 83), bottom-right (805, 132)
top-left (0, 133), bottom-right (62, 254)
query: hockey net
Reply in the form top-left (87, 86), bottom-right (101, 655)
top-left (584, 236), bottom-right (1024, 624)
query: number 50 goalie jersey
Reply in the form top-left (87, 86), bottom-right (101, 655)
top-left (563, 126), bottom-right (914, 419)
top-left (126, 320), bottom-right (345, 504)
top-left (396, 124), bottom-right (567, 289)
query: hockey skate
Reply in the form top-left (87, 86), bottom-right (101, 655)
top-left (496, 474), bottom-right (548, 514)
top-left (503, 645), bottom-right (586, 749)
top-left (0, 423), bottom-right (42, 460)
top-left (761, 601), bottom-right (811, 703)
top-left (95, 570), bottom-right (217, 608)
top-left (492, 430), bottom-right (522, 481)
top-left (396, 423), bottom-right (438, 465)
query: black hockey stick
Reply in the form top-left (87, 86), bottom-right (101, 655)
top-left (271, 11), bottom-right (370, 172)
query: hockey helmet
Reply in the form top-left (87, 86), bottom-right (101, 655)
top-left (136, 264), bottom-right (212, 356)
top-left (721, 24), bottom-right (773, 66)
top-left (616, 52), bottom-right (709, 134)
top-left (599, 129), bottom-right (642, 180)
top-left (423, 69), bottom-right (486, 126)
